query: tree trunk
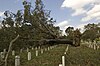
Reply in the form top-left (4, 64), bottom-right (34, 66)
top-left (4, 35), bottom-right (19, 66)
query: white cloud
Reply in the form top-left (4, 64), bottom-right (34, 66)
top-left (55, 20), bottom-right (74, 35)
top-left (72, 8), bottom-right (86, 16)
top-left (82, 5), bottom-right (100, 22)
top-left (61, 0), bottom-right (100, 22)
top-left (61, 0), bottom-right (94, 16)
top-left (76, 23), bottom-right (88, 33)
top-left (55, 20), bottom-right (69, 35)
top-left (55, 20), bottom-right (68, 27)
top-left (0, 11), bottom-right (4, 17)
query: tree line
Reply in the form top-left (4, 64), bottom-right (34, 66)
top-left (65, 23), bottom-right (100, 42)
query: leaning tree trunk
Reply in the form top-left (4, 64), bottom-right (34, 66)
top-left (4, 35), bottom-right (19, 66)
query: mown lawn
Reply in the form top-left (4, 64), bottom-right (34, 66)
top-left (65, 45), bottom-right (100, 66)
top-left (6, 44), bottom-right (100, 66)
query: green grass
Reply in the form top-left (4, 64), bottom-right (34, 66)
top-left (5, 44), bottom-right (100, 66)
top-left (65, 45), bottom-right (100, 66)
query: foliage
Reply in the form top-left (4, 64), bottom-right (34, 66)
top-left (0, 0), bottom-right (61, 50)
top-left (82, 23), bottom-right (100, 41)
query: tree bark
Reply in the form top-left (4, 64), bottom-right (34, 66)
top-left (4, 34), bottom-right (19, 66)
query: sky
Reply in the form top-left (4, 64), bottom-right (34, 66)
top-left (0, 0), bottom-right (100, 34)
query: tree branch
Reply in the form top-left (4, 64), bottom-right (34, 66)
top-left (4, 34), bottom-right (19, 66)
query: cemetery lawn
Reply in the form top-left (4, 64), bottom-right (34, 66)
top-left (9, 44), bottom-right (100, 66)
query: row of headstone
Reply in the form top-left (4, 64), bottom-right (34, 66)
top-left (89, 44), bottom-right (99, 50)
top-left (0, 45), bottom-right (57, 66)
top-left (64, 45), bottom-right (69, 54)
top-left (26, 45), bottom-right (57, 61)
top-left (59, 45), bottom-right (69, 66)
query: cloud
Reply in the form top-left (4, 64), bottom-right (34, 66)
top-left (55, 20), bottom-right (73, 35)
top-left (0, 11), bottom-right (4, 17)
top-left (61, 0), bottom-right (94, 16)
top-left (55, 20), bottom-right (68, 27)
top-left (82, 5), bottom-right (100, 22)
top-left (76, 23), bottom-right (90, 33)
top-left (61, 0), bottom-right (100, 22)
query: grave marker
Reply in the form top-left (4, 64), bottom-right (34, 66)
top-left (27, 48), bottom-right (29, 52)
top-left (62, 56), bottom-right (65, 66)
top-left (12, 50), bottom-right (15, 56)
top-left (59, 64), bottom-right (62, 66)
top-left (36, 50), bottom-right (38, 56)
top-left (41, 49), bottom-right (43, 54)
top-left (15, 56), bottom-right (20, 66)
top-left (28, 52), bottom-right (31, 61)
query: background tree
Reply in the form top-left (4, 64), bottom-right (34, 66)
top-left (65, 26), bottom-right (74, 40)
top-left (82, 23), bottom-right (100, 42)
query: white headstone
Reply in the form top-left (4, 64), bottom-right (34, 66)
top-left (45, 48), bottom-right (47, 51)
top-left (93, 41), bottom-right (96, 44)
top-left (36, 50), bottom-right (38, 56)
top-left (48, 47), bottom-right (50, 51)
top-left (64, 52), bottom-right (66, 54)
top-left (38, 46), bottom-right (40, 49)
top-left (94, 45), bottom-right (96, 50)
top-left (0, 52), bottom-right (4, 59)
top-left (50, 46), bottom-right (52, 49)
top-left (88, 44), bottom-right (91, 48)
top-left (12, 50), bottom-right (15, 56)
top-left (15, 56), bottom-right (20, 66)
top-left (35, 47), bottom-right (38, 50)
top-left (59, 64), bottom-right (62, 66)
top-left (62, 56), bottom-right (65, 66)
top-left (27, 48), bottom-right (29, 52)
top-left (3, 49), bottom-right (6, 54)
top-left (91, 44), bottom-right (93, 48)
top-left (97, 46), bottom-right (99, 50)
top-left (41, 49), bottom-right (43, 54)
top-left (32, 47), bottom-right (34, 50)
top-left (28, 52), bottom-right (31, 61)
top-left (65, 45), bottom-right (69, 52)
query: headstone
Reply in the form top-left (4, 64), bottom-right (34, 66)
top-left (88, 44), bottom-right (91, 48)
top-left (36, 50), bottom-right (38, 56)
top-left (50, 46), bottom-right (52, 49)
top-left (64, 52), bottom-right (66, 54)
top-left (41, 49), bottom-right (43, 54)
top-left (59, 64), bottom-right (62, 66)
top-left (27, 48), bottom-right (29, 52)
top-left (3, 49), bottom-right (6, 54)
top-left (94, 45), bottom-right (96, 50)
top-left (28, 52), bottom-right (31, 61)
top-left (62, 56), bottom-right (65, 66)
top-left (32, 47), bottom-right (34, 50)
top-left (93, 41), bottom-right (96, 44)
top-left (38, 46), bottom-right (40, 49)
top-left (97, 46), bottom-right (99, 50)
top-left (45, 48), bottom-right (47, 51)
top-left (35, 47), bottom-right (38, 50)
top-left (65, 45), bottom-right (69, 52)
top-left (15, 56), bottom-right (20, 66)
top-left (12, 50), bottom-right (15, 56)
top-left (48, 47), bottom-right (50, 51)
top-left (90, 44), bottom-right (93, 48)
top-left (0, 52), bottom-right (4, 60)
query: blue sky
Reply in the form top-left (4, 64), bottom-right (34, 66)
top-left (0, 0), bottom-right (100, 34)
